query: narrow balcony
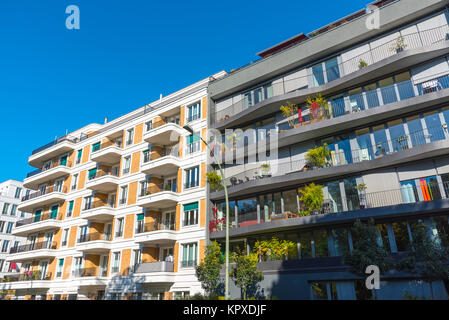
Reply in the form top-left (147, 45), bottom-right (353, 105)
top-left (134, 221), bottom-right (176, 246)
top-left (12, 212), bottom-right (62, 237)
top-left (134, 261), bottom-right (174, 276)
top-left (24, 161), bottom-right (72, 190)
top-left (0, 271), bottom-right (53, 290)
top-left (81, 200), bottom-right (117, 222)
top-left (90, 141), bottom-right (123, 165)
top-left (72, 267), bottom-right (108, 278)
top-left (85, 169), bottom-right (120, 193)
top-left (76, 232), bottom-right (112, 254)
top-left (136, 183), bottom-right (179, 210)
top-left (143, 119), bottom-right (184, 145)
top-left (28, 135), bottom-right (78, 168)
top-left (7, 241), bottom-right (58, 262)
top-left (18, 185), bottom-right (67, 213)
top-left (140, 145), bottom-right (181, 176)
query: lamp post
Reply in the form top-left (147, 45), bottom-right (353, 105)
top-left (183, 125), bottom-right (230, 300)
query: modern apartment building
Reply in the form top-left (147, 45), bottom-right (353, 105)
top-left (207, 0), bottom-right (449, 299)
top-left (0, 71), bottom-right (226, 300)
top-left (0, 180), bottom-right (30, 281)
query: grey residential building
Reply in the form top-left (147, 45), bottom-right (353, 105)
top-left (207, 0), bottom-right (449, 299)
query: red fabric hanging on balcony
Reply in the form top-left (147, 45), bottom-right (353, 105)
top-left (10, 262), bottom-right (17, 270)
top-left (298, 108), bottom-right (303, 123)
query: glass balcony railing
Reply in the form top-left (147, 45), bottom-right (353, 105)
top-left (215, 24), bottom-right (449, 123)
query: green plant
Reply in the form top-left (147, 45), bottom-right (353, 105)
top-left (403, 291), bottom-right (428, 300)
top-left (358, 59), bottom-right (368, 69)
top-left (305, 143), bottom-right (331, 168)
top-left (253, 237), bottom-right (296, 261)
top-left (355, 184), bottom-right (367, 192)
top-left (396, 221), bottom-right (449, 300)
top-left (226, 132), bottom-right (241, 148)
top-left (206, 171), bottom-right (223, 191)
top-left (260, 163), bottom-right (270, 175)
top-left (306, 94), bottom-right (329, 120)
top-left (298, 183), bottom-right (324, 215)
top-left (280, 101), bottom-right (298, 128)
top-left (230, 250), bottom-right (263, 300)
top-left (390, 36), bottom-right (408, 52)
top-left (195, 241), bottom-right (223, 296)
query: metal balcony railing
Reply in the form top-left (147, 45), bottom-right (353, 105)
top-left (139, 182), bottom-right (178, 197)
top-left (134, 261), bottom-right (174, 273)
top-left (31, 135), bottom-right (79, 156)
top-left (77, 232), bottom-right (112, 243)
top-left (0, 271), bottom-right (52, 282)
top-left (215, 24), bottom-right (449, 123)
top-left (87, 169), bottom-right (119, 181)
top-left (71, 267), bottom-right (101, 278)
top-left (135, 221), bottom-right (175, 234)
top-left (142, 145), bottom-right (180, 163)
top-left (83, 200), bottom-right (116, 211)
top-left (92, 140), bottom-right (122, 153)
top-left (147, 118), bottom-right (180, 131)
top-left (15, 211), bottom-right (61, 227)
top-left (21, 185), bottom-right (67, 202)
top-left (9, 241), bottom-right (57, 254)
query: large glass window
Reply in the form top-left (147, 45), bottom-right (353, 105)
top-left (182, 243), bottom-right (198, 268)
top-left (327, 182), bottom-right (343, 213)
top-left (312, 64), bottom-right (325, 86)
top-left (423, 111), bottom-right (445, 142)
top-left (282, 189), bottom-right (298, 214)
top-left (299, 232), bottom-right (312, 259)
top-left (183, 203), bottom-right (199, 226)
top-left (355, 128), bottom-right (373, 161)
top-left (313, 230), bottom-right (329, 258)
top-left (331, 228), bottom-right (349, 256)
top-left (237, 198), bottom-right (258, 227)
top-left (406, 116), bottom-right (425, 147)
top-left (392, 222), bottom-right (411, 252)
top-left (388, 119), bottom-right (408, 152)
top-left (325, 58), bottom-right (340, 82)
top-left (343, 178), bottom-right (360, 211)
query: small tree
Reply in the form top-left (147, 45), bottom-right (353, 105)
top-left (280, 101), bottom-right (298, 128)
top-left (305, 143), bottom-right (331, 168)
top-left (397, 221), bottom-right (449, 300)
top-left (230, 251), bottom-right (264, 300)
top-left (298, 183), bottom-right (324, 215)
top-left (253, 237), bottom-right (296, 261)
top-left (206, 171), bottom-right (223, 191)
top-left (196, 241), bottom-right (223, 297)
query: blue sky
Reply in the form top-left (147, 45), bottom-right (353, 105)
top-left (0, 0), bottom-right (368, 182)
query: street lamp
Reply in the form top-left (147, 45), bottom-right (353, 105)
top-left (183, 125), bottom-right (231, 300)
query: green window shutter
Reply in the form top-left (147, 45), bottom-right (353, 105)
top-left (51, 206), bottom-right (58, 219)
top-left (59, 259), bottom-right (64, 266)
top-left (60, 156), bottom-right (67, 166)
top-left (183, 203), bottom-right (198, 211)
top-left (88, 168), bottom-right (97, 179)
top-left (77, 149), bottom-right (83, 160)
top-left (92, 142), bottom-right (101, 152)
top-left (137, 214), bottom-right (144, 221)
top-left (69, 201), bottom-right (74, 211)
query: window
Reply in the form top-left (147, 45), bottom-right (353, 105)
top-left (67, 200), bottom-right (74, 217)
top-left (112, 252), bottom-right (121, 274)
top-left (14, 187), bottom-right (22, 199)
top-left (181, 243), bottom-right (197, 268)
top-left (313, 230), bottom-right (329, 258)
top-left (71, 174), bottom-right (78, 190)
top-left (142, 149), bottom-right (151, 163)
top-left (6, 222), bottom-right (14, 234)
top-left (61, 228), bottom-right (69, 247)
top-left (50, 205), bottom-right (59, 220)
top-left (183, 203), bottom-right (198, 226)
top-left (0, 221), bottom-right (4, 233)
top-left (185, 133), bottom-right (201, 155)
top-left (56, 259), bottom-right (64, 278)
top-left (115, 218), bottom-right (124, 238)
top-left (76, 149), bottom-right (83, 164)
top-left (126, 128), bottom-right (134, 146)
top-left (242, 84), bottom-right (273, 109)
top-left (392, 222), bottom-right (411, 252)
top-left (10, 204), bottom-right (17, 216)
top-left (92, 142), bottom-right (101, 153)
top-left (174, 292), bottom-right (190, 300)
top-left (135, 213), bottom-right (144, 234)
top-left (331, 228), bottom-right (349, 256)
top-left (72, 257), bottom-right (83, 277)
top-left (119, 185), bottom-right (128, 205)
top-left (145, 120), bottom-right (153, 132)
top-left (123, 156), bottom-right (131, 175)
top-left (132, 249), bottom-right (141, 272)
top-left (2, 240), bottom-right (10, 253)
top-left (311, 281), bottom-right (338, 300)
top-left (186, 101), bottom-right (201, 123)
top-left (185, 166), bottom-right (199, 189)
top-left (2, 203), bottom-right (10, 214)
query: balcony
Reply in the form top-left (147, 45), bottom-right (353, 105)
top-left (210, 181), bottom-right (449, 236)
top-left (18, 185), bottom-right (68, 213)
top-left (24, 161), bottom-right (72, 190)
top-left (81, 200), bottom-right (117, 222)
top-left (72, 267), bottom-right (108, 278)
top-left (91, 141), bottom-right (123, 165)
top-left (137, 183), bottom-right (179, 210)
top-left (212, 126), bottom-right (449, 200)
top-left (214, 23), bottom-right (449, 128)
top-left (0, 271), bottom-right (53, 290)
top-left (28, 135), bottom-right (79, 168)
top-left (76, 232), bottom-right (112, 254)
top-left (12, 212), bottom-right (62, 237)
top-left (134, 261), bottom-right (174, 273)
top-left (134, 221), bottom-right (176, 246)
top-left (85, 169), bottom-right (120, 193)
top-left (7, 241), bottom-right (58, 262)
top-left (143, 119), bottom-right (184, 145)
top-left (141, 145), bottom-right (181, 176)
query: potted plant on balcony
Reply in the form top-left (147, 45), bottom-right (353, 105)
top-left (358, 59), bottom-right (369, 69)
top-left (206, 171), bottom-right (223, 191)
top-left (390, 36), bottom-right (408, 54)
top-left (280, 101), bottom-right (298, 129)
top-left (253, 237), bottom-right (297, 262)
top-left (260, 163), bottom-right (271, 177)
top-left (298, 183), bottom-right (324, 216)
top-left (356, 184), bottom-right (367, 209)
top-left (306, 93), bottom-right (329, 121)
top-left (396, 135), bottom-right (409, 150)
top-left (305, 143), bottom-right (331, 169)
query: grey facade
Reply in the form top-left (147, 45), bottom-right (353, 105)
top-left (207, 0), bottom-right (449, 300)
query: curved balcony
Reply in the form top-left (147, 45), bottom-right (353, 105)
top-left (0, 271), bottom-right (53, 290)
top-left (18, 186), bottom-right (68, 213)
top-left (137, 183), bottom-right (179, 210)
top-left (76, 232), bottom-right (112, 254)
top-left (143, 120), bottom-right (184, 145)
top-left (7, 241), bottom-right (58, 262)
top-left (133, 262), bottom-right (175, 283)
top-left (85, 170), bottom-right (120, 193)
top-left (134, 222), bottom-right (177, 246)
top-left (81, 200), bottom-right (117, 222)
top-left (12, 212), bottom-right (62, 237)
top-left (28, 135), bottom-right (79, 168)
top-left (90, 142), bottom-right (123, 165)
top-left (24, 161), bottom-right (72, 190)
top-left (211, 135), bottom-right (449, 201)
top-left (214, 25), bottom-right (449, 130)
top-left (141, 146), bottom-right (181, 176)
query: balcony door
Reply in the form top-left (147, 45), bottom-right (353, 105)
top-left (44, 232), bottom-right (54, 249)
top-left (162, 211), bottom-right (175, 230)
top-left (161, 247), bottom-right (174, 262)
top-left (99, 255), bottom-right (108, 276)
top-left (38, 261), bottom-right (48, 280)
top-left (54, 179), bottom-right (64, 192)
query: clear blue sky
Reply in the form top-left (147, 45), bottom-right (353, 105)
top-left (0, 0), bottom-right (368, 182)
